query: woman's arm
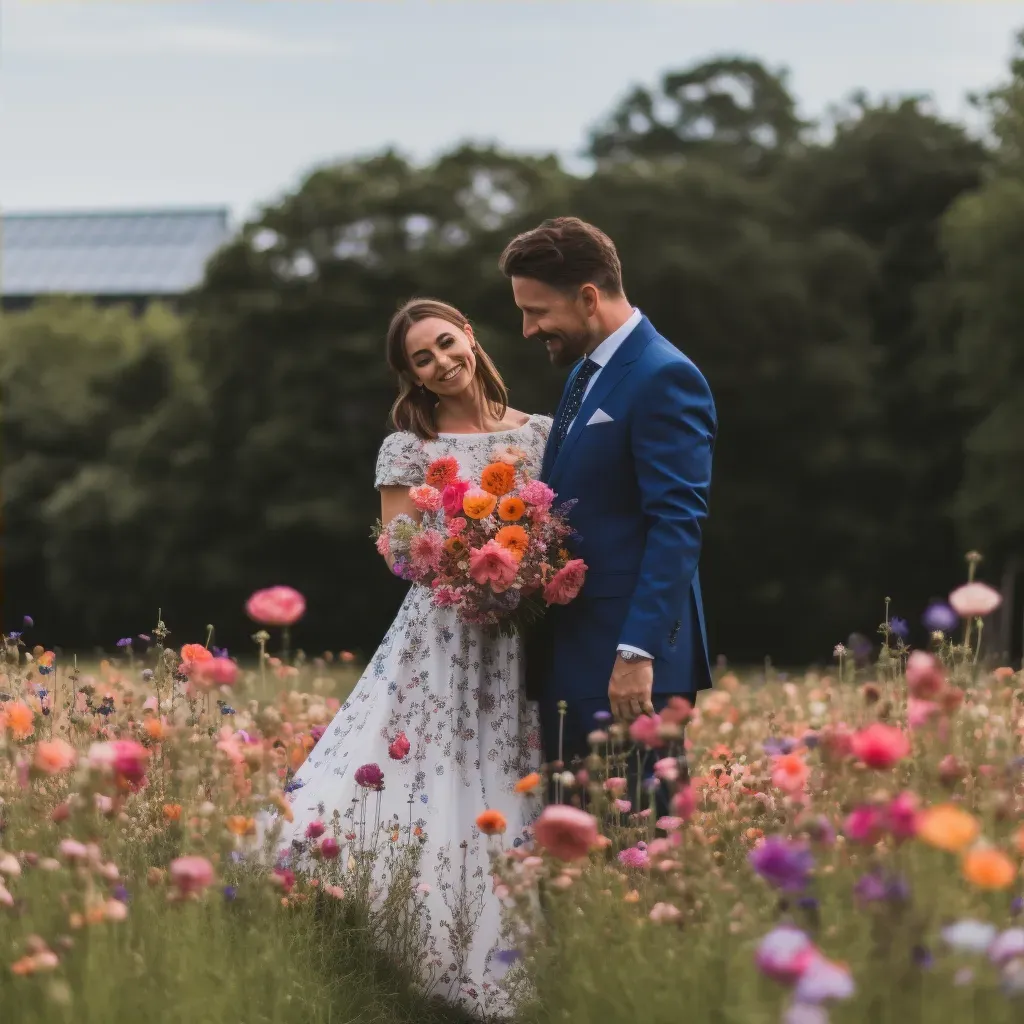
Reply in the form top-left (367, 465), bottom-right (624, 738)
top-left (378, 486), bottom-right (422, 569)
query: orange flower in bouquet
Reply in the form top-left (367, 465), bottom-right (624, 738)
top-left (373, 450), bottom-right (588, 635)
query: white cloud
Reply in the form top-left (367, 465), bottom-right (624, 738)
top-left (5, 1), bottom-right (348, 58)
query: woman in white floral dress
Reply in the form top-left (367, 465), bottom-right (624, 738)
top-left (269, 299), bottom-right (547, 1018)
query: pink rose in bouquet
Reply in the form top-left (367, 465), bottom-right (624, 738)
top-left (543, 559), bottom-right (587, 605)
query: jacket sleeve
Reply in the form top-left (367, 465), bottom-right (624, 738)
top-left (618, 359), bottom-right (716, 661)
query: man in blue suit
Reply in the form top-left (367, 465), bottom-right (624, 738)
top-left (498, 217), bottom-right (716, 781)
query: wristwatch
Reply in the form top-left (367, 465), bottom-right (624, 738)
top-left (618, 650), bottom-right (650, 662)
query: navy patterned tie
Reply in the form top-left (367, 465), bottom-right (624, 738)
top-left (554, 357), bottom-right (600, 451)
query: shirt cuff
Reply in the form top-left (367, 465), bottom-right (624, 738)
top-left (617, 644), bottom-right (654, 660)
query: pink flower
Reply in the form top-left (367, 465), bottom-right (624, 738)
top-left (194, 656), bottom-right (239, 690)
top-left (543, 559), bottom-right (587, 605)
top-left (653, 757), bottom-right (679, 782)
top-left (446, 517), bottom-right (467, 537)
top-left (884, 791), bottom-right (920, 841)
top-left (432, 586), bottom-right (464, 608)
top-left (441, 480), bottom-right (471, 518)
top-left (409, 485), bottom-right (443, 513)
top-left (354, 763), bottom-right (384, 790)
top-left (532, 805), bottom-right (599, 861)
top-left (388, 731), bottom-right (411, 760)
top-left (656, 816), bottom-right (684, 832)
top-left (755, 925), bottom-right (817, 985)
top-left (850, 723), bottom-right (910, 769)
top-left (629, 713), bottom-right (664, 749)
top-left (844, 805), bottom-right (884, 845)
top-left (907, 697), bottom-right (940, 730)
top-left (468, 540), bottom-right (518, 590)
top-left (89, 740), bottom-right (149, 790)
top-left (614, 798), bottom-right (632, 814)
top-left (409, 530), bottom-right (445, 571)
top-left (649, 901), bottom-right (682, 923)
top-left (520, 480), bottom-right (555, 510)
top-left (33, 739), bottom-right (77, 775)
top-left (169, 856), bottom-right (214, 896)
top-left (672, 784), bottom-right (696, 820)
top-left (305, 820), bottom-right (325, 840)
top-left (245, 586), bottom-right (306, 626)
top-left (375, 533), bottom-right (391, 558)
top-left (949, 582), bottom-right (1002, 618)
top-left (318, 837), bottom-right (340, 860)
top-left (906, 651), bottom-right (945, 699)
top-left (604, 776), bottom-right (627, 794)
top-left (618, 845), bottom-right (650, 868)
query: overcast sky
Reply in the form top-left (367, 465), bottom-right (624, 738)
top-left (3, 1), bottom-right (1024, 224)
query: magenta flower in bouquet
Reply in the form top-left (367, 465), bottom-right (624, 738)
top-left (373, 447), bottom-right (587, 635)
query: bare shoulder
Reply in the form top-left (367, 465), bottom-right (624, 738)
top-left (505, 407), bottom-right (533, 429)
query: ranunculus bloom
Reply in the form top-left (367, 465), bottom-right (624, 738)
top-left (463, 488), bottom-right (497, 520)
top-left (498, 497), bottom-right (526, 522)
top-left (543, 559), bottom-right (587, 606)
top-left (169, 856), bottom-right (214, 896)
top-left (906, 650), bottom-right (945, 699)
top-left (653, 757), bottom-right (679, 782)
top-left (962, 846), bottom-right (1016, 890)
top-left (305, 820), bottom-right (326, 840)
top-left (410, 530), bottom-right (445, 571)
top-left (949, 582), bottom-right (1002, 618)
top-left (515, 772), bottom-right (541, 793)
top-left (771, 753), bottom-right (810, 795)
top-left (479, 462), bottom-right (516, 497)
top-left (532, 805), bottom-right (599, 861)
top-left (89, 739), bottom-right (150, 791)
top-left (245, 585), bottom-right (306, 626)
top-left (917, 803), bottom-right (979, 852)
top-left (844, 805), bottom-right (885, 845)
top-left (425, 456), bottom-right (460, 489)
top-left (850, 723), bottom-right (910, 768)
top-left (476, 809), bottom-right (507, 835)
top-left (194, 656), bottom-right (239, 690)
top-left (442, 481), bottom-right (471, 517)
top-left (5, 701), bottom-right (35, 740)
top-left (408, 485), bottom-right (443, 513)
top-left (388, 731), bottom-right (411, 760)
top-left (520, 479), bottom-right (555, 510)
top-left (885, 791), bottom-right (920, 841)
top-left (494, 525), bottom-right (529, 561)
top-left (33, 738), bottom-right (77, 775)
top-left (618, 845), bottom-right (650, 869)
top-left (318, 837), bottom-right (340, 860)
top-left (628, 713), bottom-right (664, 749)
top-left (672, 784), bottom-right (696, 820)
top-left (907, 697), bottom-right (940, 730)
top-left (468, 540), bottom-right (518, 590)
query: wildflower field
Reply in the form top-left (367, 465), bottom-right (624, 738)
top-left (2, 565), bottom-right (1024, 1024)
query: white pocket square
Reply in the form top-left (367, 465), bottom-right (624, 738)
top-left (586, 409), bottom-right (613, 425)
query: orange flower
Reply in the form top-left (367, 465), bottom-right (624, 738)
top-left (463, 489), bottom-right (497, 520)
top-left (143, 718), bottom-right (166, 741)
top-left (480, 462), bottom-right (516, 497)
top-left (917, 803), bottom-right (979, 852)
top-left (498, 496), bottom-right (526, 522)
top-left (476, 809), bottom-right (507, 835)
top-left (962, 846), bottom-right (1016, 889)
top-left (514, 772), bottom-right (542, 794)
top-left (226, 815), bottom-right (255, 837)
top-left (6, 701), bottom-right (35, 740)
top-left (180, 643), bottom-right (212, 665)
top-left (425, 456), bottom-right (460, 489)
top-left (162, 803), bottom-right (183, 822)
top-left (444, 537), bottom-right (467, 557)
top-left (495, 525), bottom-right (529, 561)
top-left (770, 753), bottom-right (809, 794)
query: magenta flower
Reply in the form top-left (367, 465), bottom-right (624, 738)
top-left (755, 925), bottom-right (816, 985)
top-left (354, 763), bottom-right (384, 790)
top-left (617, 845), bottom-right (650, 869)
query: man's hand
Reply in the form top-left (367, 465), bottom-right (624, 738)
top-left (608, 655), bottom-right (655, 722)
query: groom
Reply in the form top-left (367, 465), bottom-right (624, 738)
top-left (499, 217), bottom-right (717, 790)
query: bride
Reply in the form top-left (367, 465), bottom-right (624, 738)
top-left (267, 298), bottom-right (548, 1017)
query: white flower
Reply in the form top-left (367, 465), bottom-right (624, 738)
top-left (942, 919), bottom-right (997, 953)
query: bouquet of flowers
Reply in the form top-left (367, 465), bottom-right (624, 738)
top-left (372, 444), bottom-right (587, 637)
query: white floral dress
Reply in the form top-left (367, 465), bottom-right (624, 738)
top-left (272, 414), bottom-right (550, 1018)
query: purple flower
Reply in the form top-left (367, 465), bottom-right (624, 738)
top-left (794, 957), bottom-right (855, 1003)
top-left (764, 737), bottom-right (796, 757)
top-left (1011, 897), bottom-right (1024, 917)
top-left (889, 617), bottom-right (909, 640)
top-left (923, 601), bottom-right (959, 633)
top-left (748, 837), bottom-right (814, 892)
top-left (495, 949), bottom-right (520, 964)
top-left (989, 928), bottom-right (1024, 966)
top-left (912, 945), bottom-right (934, 969)
top-left (593, 710), bottom-right (612, 724)
top-left (23, 616), bottom-right (34, 629)
top-left (116, 637), bottom-right (133, 648)
top-left (112, 885), bottom-right (130, 903)
top-left (354, 763), bottom-right (385, 790)
top-left (223, 885), bottom-right (237, 901)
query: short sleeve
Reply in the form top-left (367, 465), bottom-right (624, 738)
top-left (374, 431), bottom-right (424, 489)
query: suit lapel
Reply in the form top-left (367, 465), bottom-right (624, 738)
top-left (547, 317), bottom-right (656, 489)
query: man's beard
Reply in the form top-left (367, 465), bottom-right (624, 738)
top-left (541, 327), bottom-right (591, 368)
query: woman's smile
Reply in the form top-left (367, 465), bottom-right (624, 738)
top-left (438, 364), bottom-right (463, 383)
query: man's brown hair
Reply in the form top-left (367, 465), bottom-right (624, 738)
top-left (498, 216), bottom-right (624, 295)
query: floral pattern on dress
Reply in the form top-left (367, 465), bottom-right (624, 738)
top-left (271, 414), bottom-right (552, 1019)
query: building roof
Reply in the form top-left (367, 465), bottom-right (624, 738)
top-left (1, 207), bottom-right (232, 298)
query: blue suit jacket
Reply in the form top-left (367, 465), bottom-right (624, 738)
top-left (535, 315), bottom-right (716, 704)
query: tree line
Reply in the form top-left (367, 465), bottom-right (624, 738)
top-left (3, 41), bottom-right (1023, 666)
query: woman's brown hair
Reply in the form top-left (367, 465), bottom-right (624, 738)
top-left (386, 298), bottom-right (509, 441)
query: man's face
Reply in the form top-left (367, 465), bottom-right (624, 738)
top-left (510, 276), bottom-right (595, 368)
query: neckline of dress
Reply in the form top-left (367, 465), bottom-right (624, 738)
top-left (435, 414), bottom-right (538, 439)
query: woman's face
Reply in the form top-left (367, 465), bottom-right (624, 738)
top-left (404, 316), bottom-right (477, 397)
